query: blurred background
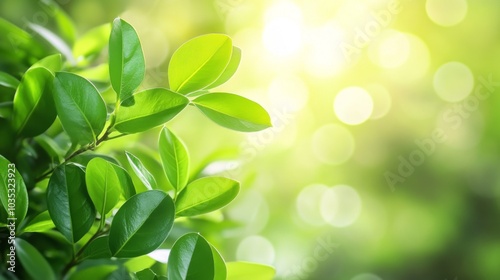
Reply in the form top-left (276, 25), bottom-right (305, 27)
top-left (2, 0), bottom-right (500, 279)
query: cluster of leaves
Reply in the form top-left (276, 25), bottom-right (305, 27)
top-left (0, 5), bottom-right (274, 280)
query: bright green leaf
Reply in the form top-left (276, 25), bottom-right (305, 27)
top-left (206, 47), bottom-right (241, 89)
top-left (85, 158), bottom-right (123, 216)
top-left (193, 93), bottom-right (271, 132)
top-left (12, 67), bottom-right (56, 137)
top-left (16, 238), bottom-right (56, 280)
top-left (41, 0), bottom-right (77, 45)
top-left (0, 18), bottom-right (46, 59)
top-left (167, 233), bottom-right (214, 280)
top-left (123, 255), bottom-right (156, 272)
top-left (175, 177), bottom-right (239, 217)
top-left (111, 163), bottom-right (136, 199)
top-left (22, 211), bottom-right (55, 233)
top-left (73, 24), bottom-right (111, 60)
top-left (0, 155), bottom-right (28, 224)
top-left (67, 260), bottom-right (119, 280)
top-left (0, 72), bottom-right (20, 89)
top-left (115, 88), bottom-right (189, 134)
top-left (47, 163), bottom-right (95, 243)
top-left (53, 72), bottom-right (107, 145)
top-left (30, 54), bottom-right (62, 73)
top-left (159, 127), bottom-right (189, 192)
top-left (211, 245), bottom-right (227, 280)
top-left (109, 190), bottom-right (175, 258)
top-left (109, 18), bottom-right (145, 101)
top-left (125, 151), bottom-right (157, 190)
top-left (226, 262), bottom-right (275, 280)
top-left (74, 64), bottom-right (109, 83)
top-left (168, 34), bottom-right (233, 94)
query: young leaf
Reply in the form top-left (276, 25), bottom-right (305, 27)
top-left (114, 88), bottom-right (189, 134)
top-left (12, 67), bottom-right (56, 137)
top-left (205, 47), bottom-right (241, 89)
top-left (79, 236), bottom-right (112, 260)
top-left (211, 245), bottom-right (227, 280)
top-left (53, 72), bottom-right (107, 145)
top-left (226, 262), bottom-right (275, 280)
top-left (159, 127), bottom-right (189, 192)
top-left (22, 211), bottom-right (55, 233)
top-left (0, 18), bottom-right (46, 59)
top-left (16, 238), bottom-right (57, 280)
top-left (109, 18), bottom-right (145, 101)
top-left (0, 155), bottom-right (28, 224)
top-left (85, 158), bottom-right (123, 216)
top-left (168, 34), bottom-right (233, 94)
top-left (193, 93), bottom-right (271, 132)
top-left (125, 151), bottom-right (157, 190)
top-left (167, 233), bottom-right (214, 280)
top-left (73, 23), bottom-right (111, 60)
top-left (0, 72), bottom-right (20, 89)
top-left (175, 177), bottom-right (239, 217)
top-left (30, 53), bottom-right (62, 73)
top-left (112, 163), bottom-right (136, 199)
top-left (47, 163), bottom-right (95, 243)
top-left (108, 190), bottom-right (175, 258)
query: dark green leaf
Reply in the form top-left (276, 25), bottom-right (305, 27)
top-left (109, 18), bottom-right (145, 101)
top-left (47, 163), bottom-right (95, 243)
top-left (226, 262), bottom-right (275, 280)
top-left (159, 127), bottom-right (189, 192)
top-left (136, 269), bottom-right (156, 280)
top-left (115, 88), bottom-right (189, 134)
top-left (193, 93), bottom-right (271, 132)
top-left (67, 259), bottom-right (120, 280)
top-left (79, 236), bottom-right (112, 260)
top-left (0, 155), bottom-right (28, 224)
top-left (12, 67), bottom-right (56, 137)
top-left (109, 190), bottom-right (175, 258)
top-left (111, 163), bottom-right (136, 199)
top-left (126, 151), bottom-right (157, 190)
top-left (0, 72), bottom-right (20, 89)
top-left (73, 24), bottom-right (111, 60)
top-left (85, 158), bottom-right (123, 216)
top-left (168, 34), bottom-right (233, 94)
top-left (53, 72), bottom-right (107, 145)
top-left (22, 211), bottom-right (55, 233)
top-left (175, 177), bottom-right (239, 217)
top-left (206, 47), bottom-right (241, 89)
top-left (167, 233), bottom-right (214, 280)
top-left (16, 238), bottom-right (56, 280)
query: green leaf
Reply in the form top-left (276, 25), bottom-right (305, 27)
top-left (115, 88), bottom-right (189, 134)
top-left (29, 23), bottom-right (75, 65)
top-left (0, 155), bottom-right (28, 224)
top-left (123, 255), bottom-right (156, 272)
top-left (111, 163), bottom-right (136, 199)
top-left (16, 238), bottom-right (56, 280)
top-left (136, 269), bottom-right (156, 280)
top-left (206, 47), bottom-right (241, 89)
top-left (0, 18), bottom-right (46, 59)
top-left (168, 34), bottom-right (233, 94)
top-left (85, 158), bottom-right (123, 216)
top-left (0, 72), bottom-right (20, 89)
top-left (30, 53), bottom-right (62, 73)
top-left (67, 260), bottom-right (120, 280)
top-left (226, 262), bottom-right (275, 280)
top-left (79, 236), bottom-right (112, 260)
top-left (109, 190), bottom-right (175, 258)
top-left (125, 151), bottom-right (157, 190)
top-left (159, 127), bottom-right (189, 192)
top-left (12, 67), bottom-right (56, 137)
top-left (109, 18), bottom-right (145, 101)
top-left (22, 211), bottom-right (55, 233)
top-left (175, 177), bottom-right (239, 217)
top-left (167, 233), bottom-right (214, 280)
top-left (73, 24), bottom-right (111, 60)
top-left (53, 72), bottom-right (107, 145)
top-left (211, 245), bottom-right (227, 280)
top-left (193, 93), bottom-right (271, 132)
top-left (41, 0), bottom-right (77, 45)
top-left (47, 163), bottom-right (95, 243)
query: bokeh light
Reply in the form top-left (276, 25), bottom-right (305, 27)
top-left (312, 124), bottom-right (355, 165)
top-left (433, 61), bottom-right (474, 102)
top-left (320, 185), bottom-right (362, 227)
top-left (334, 87), bottom-right (374, 125)
top-left (236, 235), bottom-right (275, 265)
top-left (426, 0), bottom-right (468, 27)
